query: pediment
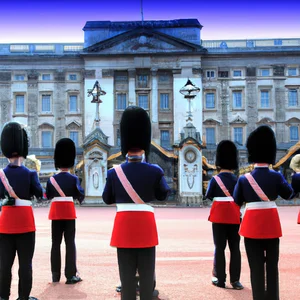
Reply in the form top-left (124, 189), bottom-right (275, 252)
top-left (257, 117), bottom-right (275, 125)
top-left (203, 118), bottom-right (221, 125)
top-left (83, 28), bottom-right (207, 55)
top-left (229, 116), bottom-right (247, 124)
top-left (286, 117), bottom-right (300, 125)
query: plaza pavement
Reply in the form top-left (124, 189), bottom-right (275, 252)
top-left (7, 206), bottom-right (300, 300)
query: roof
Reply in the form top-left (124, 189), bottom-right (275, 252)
top-left (83, 19), bottom-right (203, 30)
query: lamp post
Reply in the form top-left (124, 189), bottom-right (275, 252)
top-left (87, 80), bottom-right (106, 127)
top-left (179, 79), bottom-right (200, 122)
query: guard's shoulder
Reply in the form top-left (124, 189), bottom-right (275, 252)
top-left (149, 163), bottom-right (164, 174)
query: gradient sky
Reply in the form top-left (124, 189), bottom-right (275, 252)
top-left (0, 0), bottom-right (299, 43)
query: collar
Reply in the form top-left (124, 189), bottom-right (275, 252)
top-left (254, 163), bottom-right (269, 168)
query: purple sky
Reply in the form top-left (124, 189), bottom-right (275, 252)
top-left (0, 0), bottom-right (299, 43)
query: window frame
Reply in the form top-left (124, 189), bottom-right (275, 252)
top-left (287, 67), bottom-right (298, 76)
top-left (116, 93), bottom-right (127, 111)
top-left (160, 130), bottom-right (170, 149)
top-left (290, 126), bottom-right (299, 141)
top-left (41, 94), bottom-right (52, 113)
top-left (232, 70), bottom-right (242, 77)
top-left (260, 68), bottom-right (271, 77)
top-left (41, 73), bottom-right (51, 81)
top-left (232, 90), bottom-right (243, 109)
top-left (41, 130), bottom-right (53, 148)
top-left (69, 131), bottom-right (79, 147)
top-left (137, 93), bottom-right (149, 110)
top-left (14, 94), bottom-right (26, 114)
top-left (288, 89), bottom-right (298, 107)
top-left (205, 127), bottom-right (216, 145)
top-left (14, 74), bottom-right (26, 81)
top-left (233, 127), bottom-right (244, 145)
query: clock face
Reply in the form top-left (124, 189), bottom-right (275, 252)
top-left (184, 149), bottom-right (197, 163)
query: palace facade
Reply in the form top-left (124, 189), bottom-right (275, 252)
top-left (0, 19), bottom-right (300, 175)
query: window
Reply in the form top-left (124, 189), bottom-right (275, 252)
top-left (69, 131), bottom-right (79, 146)
top-left (69, 74), bottom-right (77, 81)
top-left (290, 126), bottom-right (299, 141)
top-left (116, 93), bottom-right (127, 110)
top-left (41, 94), bottom-right (51, 112)
top-left (42, 131), bottom-right (52, 148)
top-left (160, 93), bottom-right (169, 110)
top-left (233, 91), bottom-right (242, 108)
top-left (234, 127), bottom-right (243, 145)
top-left (288, 89), bottom-right (298, 106)
top-left (14, 74), bottom-right (25, 81)
top-left (206, 70), bottom-right (215, 78)
top-left (15, 95), bottom-right (25, 113)
top-left (205, 93), bottom-right (215, 109)
top-left (137, 75), bottom-right (148, 88)
top-left (160, 130), bottom-right (170, 148)
top-left (233, 70), bottom-right (242, 77)
top-left (206, 128), bottom-right (215, 144)
top-left (260, 91), bottom-right (270, 108)
top-left (288, 68), bottom-right (297, 76)
top-left (260, 69), bottom-right (270, 76)
top-left (42, 74), bottom-right (51, 80)
top-left (69, 95), bottom-right (77, 112)
top-left (138, 94), bottom-right (149, 109)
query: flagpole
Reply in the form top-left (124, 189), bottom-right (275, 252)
top-left (141, 0), bottom-right (144, 25)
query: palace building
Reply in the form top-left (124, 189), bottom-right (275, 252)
top-left (1, 18), bottom-right (300, 180)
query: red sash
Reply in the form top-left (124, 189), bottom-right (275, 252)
top-left (239, 173), bottom-right (282, 239)
top-left (208, 175), bottom-right (240, 224)
top-left (48, 176), bottom-right (76, 220)
top-left (110, 165), bottom-right (158, 248)
top-left (0, 169), bottom-right (35, 234)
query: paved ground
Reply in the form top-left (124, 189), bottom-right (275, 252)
top-left (6, 206), bottom-right (300, 300)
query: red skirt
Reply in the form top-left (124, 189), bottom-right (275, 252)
top-left (239, 201), bottom-right (282, 239)
top-left (297, 210), bottom-right (300, 224)
top-left (0, 199), bottom-right (35, 234)
top-left (110, 204), bottom-right (158, 248)
top-left (48, 197), bottom-right (76, 220)
top-left (208, 197), bottom-right (241, 224)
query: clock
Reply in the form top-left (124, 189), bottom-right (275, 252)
top-left (184, 149), bottom-right (197, 163)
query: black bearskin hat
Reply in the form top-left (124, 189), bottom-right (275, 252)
top-left (1, 122), bottom-right (29, 158)
top-left (215, 140), bottom-right (238, 170)
top-left (54, 138), bottom-right (76, 169)
top-left (120, 106), bottom-right (151, 157)
top-left (246, 125), bottom-right (276, 165)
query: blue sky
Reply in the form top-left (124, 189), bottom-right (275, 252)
top-left (0, 0), bottom-right (299, 42)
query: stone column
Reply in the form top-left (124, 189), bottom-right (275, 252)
top-left (274, 79), bottom-right (286, 143)
top-left (54, 70), bottom-right (67, 141)
top-left (245, 79), bottom-right (258, 136)
top-left (151, 68), bottom-right (159, 143)
top-left (27, 71), bottom-right (39, 147)
top-left (0, 72), bottom-right (11, 126)
top-left (128, 69), bottom-right (136, 106)
top-left (219, 79), bottom-right (230, 139)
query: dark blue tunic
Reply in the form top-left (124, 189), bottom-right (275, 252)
top-left (0, 164), bottom-right (43, 200)
top-left (46, 172), bottom-right (85, 203)
top-left (233, 167), bottom-right (293, 205)
top-left (102, 161), bottom-right (170, 204)
top-left (205, 172), bottom-right (237, 199)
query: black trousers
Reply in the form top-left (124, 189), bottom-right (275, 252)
top-left (212, 223), bottom-right (241, 283)
top-left (117, 247), bottom-right (155, 300)
top-left (244, 238), bottom-right (279, 300)
top-left (51, 220), bottom-right (77, 279)
top-left (0, 232), bottom-right (35, 299)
